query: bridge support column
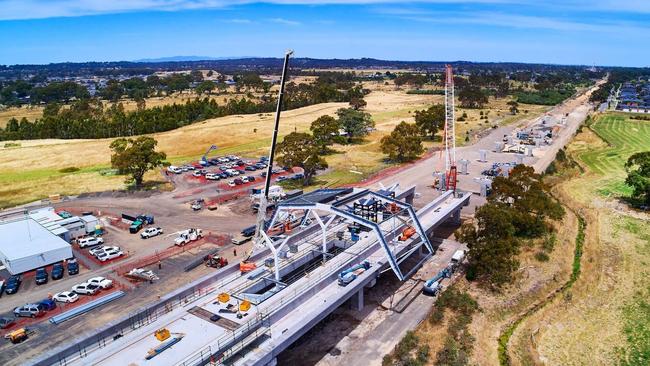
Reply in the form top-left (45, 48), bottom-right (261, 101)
top-left (350, 288), bottom-right (364, 311)
top-left (449, 209), bottom-right (461, 225)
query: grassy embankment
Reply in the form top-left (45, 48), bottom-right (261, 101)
top-left (0, 87), bottom-right (544, 208)
top-left (505, 112), bottom-right (650, 365)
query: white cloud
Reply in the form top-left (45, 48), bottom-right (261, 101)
top-left (0, 0), bottom-right (522, 21)
top-left (226, 18), bottom-right (252, 23)
top-left (0, 0), bottom-right (648, 21)
top-left (267, 17), bottom-right (300, 25)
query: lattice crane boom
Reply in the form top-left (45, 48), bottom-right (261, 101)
top-left (443, 65), bottom-right (457, 191)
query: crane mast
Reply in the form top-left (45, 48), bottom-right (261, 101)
top-left (443, 65), bottom-right (457, 191)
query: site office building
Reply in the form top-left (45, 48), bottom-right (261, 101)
top-left (0, 207), bottom-right (97, 275)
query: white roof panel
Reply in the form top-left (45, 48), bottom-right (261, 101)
top-left (0, 218), bottom-right (71, 261)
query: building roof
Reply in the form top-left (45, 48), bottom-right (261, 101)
top-left (28, 207), bottom-right (69, 236)
top-left (0, 218), bottom-right (71, 261)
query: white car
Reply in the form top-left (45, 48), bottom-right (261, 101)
top-left (53, 291), bottom-right (79, 303)
top-left (192, 171), bottom-right (202, 177)
top-left (96, 248), bottom-right (124, 262)
top-left (227, 180), bottom-right (236, 187)
top-left (205, 173), bottom-right (220, 180)
top-left (87, 276), bottom-right (113, 289)
top-left (241, 176), bottom-right (250, 183)
top-left (89, 245), bottom-right (120, 257)
top-left (77, 236), bottom-right (104, 248)
top-left (72, 283), bottom-right (100, 295)
top-left (167, 166), bottom-right (182, 174)
top-left (140, 227), bottom-right (163, 239)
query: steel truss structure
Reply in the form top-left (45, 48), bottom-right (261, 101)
top-left (262, 190), bottom-right (433, 282)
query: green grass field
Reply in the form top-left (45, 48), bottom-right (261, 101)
top-left (577, 113), bottom-right (650, 198)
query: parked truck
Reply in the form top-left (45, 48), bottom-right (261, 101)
top-left (174, 228), bottom-right (203, 246)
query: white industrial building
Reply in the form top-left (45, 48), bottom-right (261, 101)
top-left (0, 217), bottom-right (73, 275)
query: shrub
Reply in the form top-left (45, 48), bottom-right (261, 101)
top-left (535, 251), bottom-right (550, 262)
top-left (59, 166), bottom-right (80, 173)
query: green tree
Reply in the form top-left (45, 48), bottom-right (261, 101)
top-left (349, 97), bottom-right (367, 110)
top-left (507, 100), bottom-right (519, 115)
top-left (196, 80), bottom-right (216, 95)
top-left (458, 85), bottom-right (488, 108)
top-left (489, 165), bottom-right (564, 237)
top-left (277, 132), bottom-right (328, 185)
top-left (310, 115), bottom-right (342, 153)
top-left (625, 151), bottom-right (650, 205)
top-left (414, 104), bottom-right (444, 139)
top-left (110, 136), bottom-right (167, 187)
top-left (336, 108), bottom-right (374, 142)
top-left (456, 203), bottom-right (521, 287)
top-left (380, 122), bottom-right (424, 162)
top-left (101, 79), bottom-right (125, 102)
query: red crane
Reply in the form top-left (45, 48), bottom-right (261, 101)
top-left (443, 65), bottom-right (457, 191)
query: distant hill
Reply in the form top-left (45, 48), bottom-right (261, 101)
top-left (134, 56), bottom-right (254, 62)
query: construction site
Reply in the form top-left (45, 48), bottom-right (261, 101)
top-left (0, 53), bottom-right (601, 366)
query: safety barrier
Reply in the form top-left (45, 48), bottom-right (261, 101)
top-left (49, 291), bottom-right (126, 325)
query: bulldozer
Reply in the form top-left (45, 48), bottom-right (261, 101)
top-left (204, 254), bottom-right (228, 269)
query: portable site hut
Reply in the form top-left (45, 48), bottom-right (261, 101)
top-left (0, 218), bottom-right (73, 275)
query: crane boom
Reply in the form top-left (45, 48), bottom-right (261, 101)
top-left (444, 65), bottom-right (457, 191)
top-left (246, 50), bottom-right (293, 264)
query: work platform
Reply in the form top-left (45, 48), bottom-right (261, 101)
top-left (34, 187), bottom-right (470, 366)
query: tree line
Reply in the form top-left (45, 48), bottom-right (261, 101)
top-left (0, 78), bottom-right (366, 141)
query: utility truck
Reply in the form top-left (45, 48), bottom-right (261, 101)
top-left (174, 228), bottom-right (203, 246)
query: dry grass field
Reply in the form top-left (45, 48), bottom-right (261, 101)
top-left (0, 84), bottom-right (546, 208)
top-left (506, 114), bottom-right (650, 366)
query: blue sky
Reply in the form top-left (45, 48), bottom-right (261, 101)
top-left (0, 0), bottom-right (648, 66)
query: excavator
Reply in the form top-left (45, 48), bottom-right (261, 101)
top-left (240, 50), bottom-right (293, 275)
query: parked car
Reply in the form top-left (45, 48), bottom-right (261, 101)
top-left (77, 236), bottom-right (104, 248)
top-left (67, 258), bottom-right (79, 275)
top-left (72, 283), bottom-right (100, 295)
top-left (14, 304), bottom-right (43, 318)
top-left (87, 276), bottom-right (113, 289)
top-left (292, 173), bottom-right (305, 180)
top-left (234, 178), bottom-right (244, 185)
top-left (51, 263), bottom-right (64, 280)
top-left (53, 291), bottom-right (79, 303)
top-left (241, 176), bottom-right (249, 183)
top-left (167, 165), bottom-right (182, 174)
top-left (277, 176), bottom-right (288, 182)
top-left (0, 279), bottom-right (4, 295)
top-left (140, 227), bottom-right (163, 239)
top-left (218, 173), bottom-right (229, 179)
top-left (89, 245), bottom-right (120, 257)
top-left (205, 173), bottom-right (219, 180)
top-left (39, 299), bottom-right (57, 311)
top-left (35, 268), bottom-right (48, 285)
top-left (245, 165), bottom-right (257, 171)
top-left (0, 317), bottom-right (15, 329)
top-left (192, 171), bottom-right (203, 177)
top-left (4, 276), bottom-right (21, 295)
top-left (96, 248), bottom-right (124, 262)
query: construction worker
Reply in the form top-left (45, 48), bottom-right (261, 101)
top-left (158, 260), bottom-right (162, 270)
top-left (233, 249), bottom-right (237, 257)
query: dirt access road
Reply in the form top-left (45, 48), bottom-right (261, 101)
top-left (279, 81), bottom-right (603, 366)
